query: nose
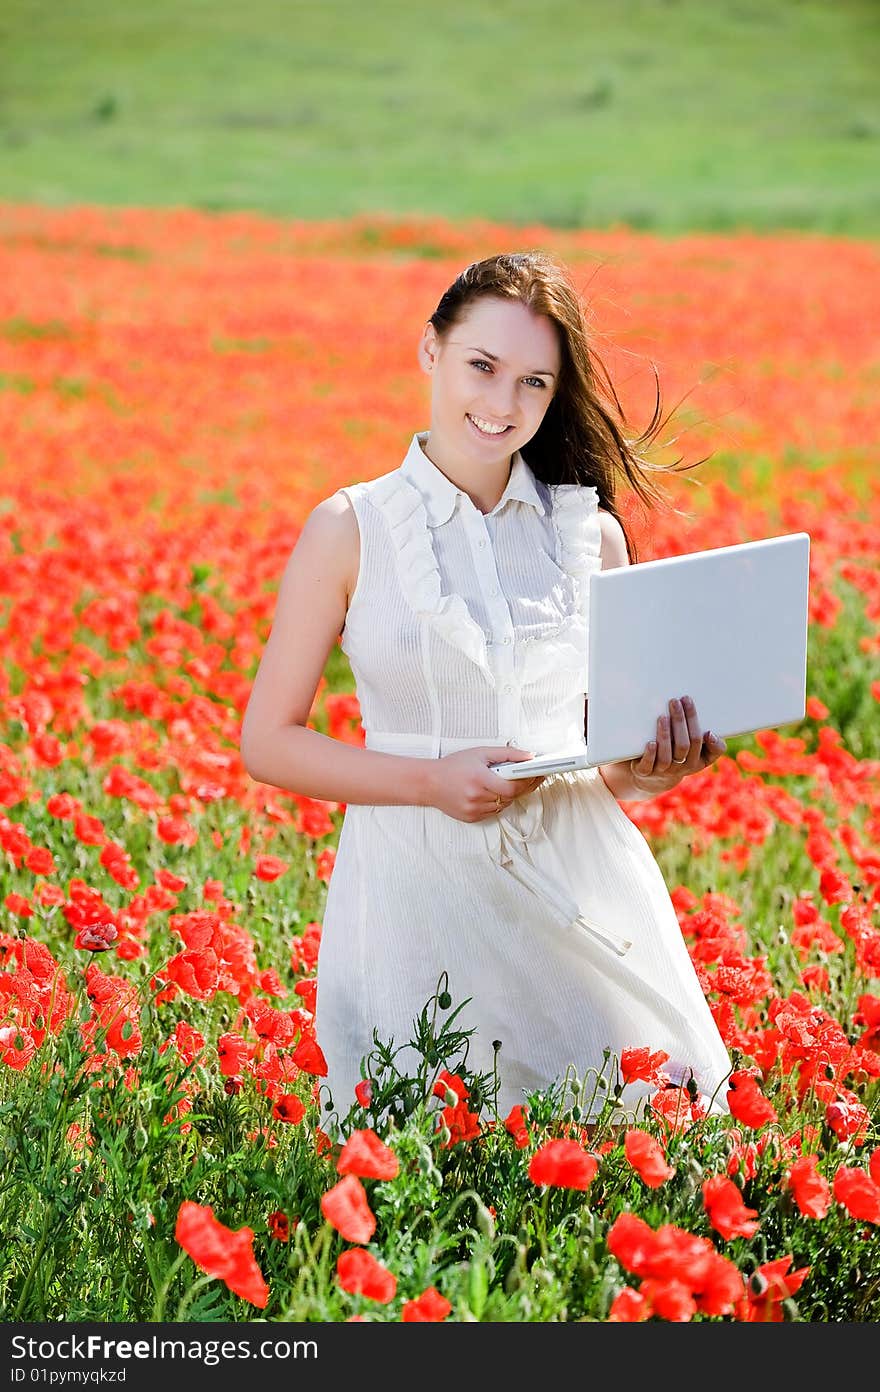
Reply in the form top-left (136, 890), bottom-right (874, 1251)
top-left (486, 377), bottom-right (518, 421)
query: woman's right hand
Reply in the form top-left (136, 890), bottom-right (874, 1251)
top-left (424, 746), bottom-right (547, 823)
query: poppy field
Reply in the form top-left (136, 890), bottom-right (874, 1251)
top-left (0, 203), bottom-right (879, 1322)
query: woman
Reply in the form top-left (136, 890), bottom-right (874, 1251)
top-left (240, 251), bottom-right (733, 1135)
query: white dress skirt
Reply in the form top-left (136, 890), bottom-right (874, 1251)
top-left (313, 432), bottom-right (733, 1133)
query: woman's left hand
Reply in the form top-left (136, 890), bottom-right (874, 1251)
top-left (629, 695), bottom-right (726, 797)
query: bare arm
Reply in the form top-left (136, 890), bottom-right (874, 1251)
top-left (239, 495), bottom-right (436, 807)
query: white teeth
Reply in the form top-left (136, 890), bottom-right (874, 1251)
top-left (469, 415), bottom-right (509, 435)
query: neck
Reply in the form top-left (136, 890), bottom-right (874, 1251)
top-left (419, 429), bottom-right (513, 515)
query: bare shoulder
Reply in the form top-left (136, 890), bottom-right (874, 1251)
top-left (301, 490), bottom-right (360, 604)
top-left (240, 493), bottom-right (360, 756)
top-left (597, 507), bottom-right (629, 570)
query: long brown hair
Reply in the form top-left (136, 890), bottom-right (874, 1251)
top-left (429, 251), bottom-right (708, 563)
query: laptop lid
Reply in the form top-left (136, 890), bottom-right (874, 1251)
top-left (584, 531), bottom-right (811, 768)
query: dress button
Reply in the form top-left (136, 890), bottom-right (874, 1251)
top-left (490, 587), bottom-right (499, 597)
top-left (477, 539), bottom-right (486, 548)
top-left (502, 636), bottom-right (511, 645)
top-left (503, 683), bottom-right (513, 693)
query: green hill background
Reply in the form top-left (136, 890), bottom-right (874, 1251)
top-left (1, 0), bottom-right (878, 233)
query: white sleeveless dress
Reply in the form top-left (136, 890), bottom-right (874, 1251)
top-left (313, 431), bottom-right (732, 1130)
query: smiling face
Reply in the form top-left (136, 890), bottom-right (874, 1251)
top-left (418, 295), bottom-right (562, 469)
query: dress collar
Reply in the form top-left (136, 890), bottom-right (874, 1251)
top-left (400, 430), bottom-right (547, 526)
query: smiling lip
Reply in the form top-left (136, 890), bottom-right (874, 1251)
top-left (467, 413), bottom-right (514, 437)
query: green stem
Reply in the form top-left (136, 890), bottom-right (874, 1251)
top-left (12, 1203), bottom-right (55, 1320)
top-left (283, 1222), bottom-right (333, 1319)
top-left (537, 1189), bottom-right (550, 1263)
top-left (174, 1272), bottom-right (216, 1321)
top-left (145, 1240), bottom-right (186, 1322)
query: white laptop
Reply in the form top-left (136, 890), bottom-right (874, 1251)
top-left (490, 531), bottom-right (811, 780)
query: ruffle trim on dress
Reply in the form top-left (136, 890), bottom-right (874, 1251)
top-left (369, 472), bottom-right (604, 691)
top-left (547, 482), bottom-right (603, 580)
top-left (370, 471), bottom-right (495, 685)
top-left (516, 484), bottom-right (603, 688)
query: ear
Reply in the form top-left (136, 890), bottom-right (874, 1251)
top-left (417, 321), bottom-right (439, 376)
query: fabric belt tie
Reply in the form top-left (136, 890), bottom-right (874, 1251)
top-left (486, 795), bottom-right (632, 958)
top-left (364, 729), bottom-right (633, 959)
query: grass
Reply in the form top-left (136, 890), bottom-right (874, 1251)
top-left (1, 0), bottom-right (879, 233)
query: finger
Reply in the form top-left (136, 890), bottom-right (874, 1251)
top-left (634, 738), bottom-right (657, 773)
top-left (698, 731), bottom-right (726, 766)
top-left (668, 697), bottom-right (694, 763)
top-left (656, 712), bottom-right (673, 769)
top-left (676, 701), bottom-right (704, 768)
top-left (680, 695), bottom-right (704, 753)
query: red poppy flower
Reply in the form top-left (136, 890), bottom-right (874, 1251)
top-left (702, 1175), bottom-right (760, 1240)
top-left (726, 1138), bottom-right (759, 1183)
top-left (336, 1128), bottom-right (400, 1180)
top-left (624, 1130), bottom-right (675, 1188)
top-left (436, 1097), bottom-right (481, 1147)
top-left (650, 1085), bottom-right (706, 1133)
top-left (607, 1286), bottom-right (648, 1322)
top-left (165, 947), bottom-right (219, 1001)
top-left (0, 1026), bottom-right (36, 1070)
top-left (736, 1255), bottom-right (809, 1321)
top-left (294, 978), bottom-right (317, 1013)
top-left (254, 854), bottom-right (289, 882)
top-left (696, 1253), bottom-right (747, 1317)
top-left (292, 1031), bottom-right (328, 1076)
top-left (826, 1095), bottom-right (870, 1144)
top-left (818, 867), bottom-right (853, 905)
top-left (432, 1068), bottom-right (469, 1103)
top-left (74, 921), bottom-right (118, 951)
top-left (644, 1226), bottom-right (716, 1289)
top-left (320, 1174), bottom-right (376, 1243)
top-left (174, 1201), bottom-right (269, 1308)
top-left (217, 1032), bottom-right (250, 1077)
top-left (336, 1248), bottom-right (397, 1303)
top-left (528, 1138), bottom-right (598, 1190)
top-left (726, 1071), bottom-right (777, 1128)
top-left (504, 1104), bottom-right (530, 1149)
top-left (754, 1255), bottom-right (810, 1301)
top-left (786, 1154), bottom-right (831, 1219)
top-left (639, 1277), bottom-right (696, 1322)
top-left (833, 1165), bottom-right (880, 1223)
top-left (870, 1148), bottom-right (880, 1187)
top-left (607, 1213), bottom-right (743, 1318)
top-left (354, 1079), bottom-right (373, 1107)
top-left (620, 1047), bottom-right (670, 1085)
top-left (4, 893), bottom-right (33, 919)
top-left (401, 1286), bottom-right (452, 1322)
top-left (606, 1212), bottom-right (656, 1275)
top-left (315, 1127), bottom-right (334, 1157)
top-left (272, 1093), bottom-right (306, 1124)
top-left (267, 1211), bottom-right (290, 1242)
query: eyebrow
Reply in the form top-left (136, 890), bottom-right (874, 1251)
top-left (467, 346), bottom-right (557, 378)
